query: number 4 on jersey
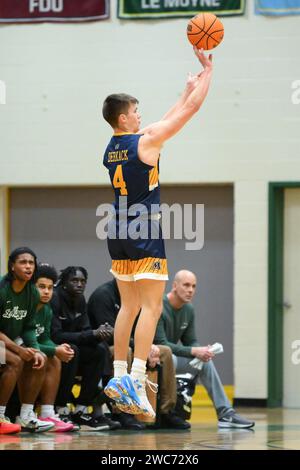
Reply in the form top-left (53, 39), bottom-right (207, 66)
top-left (113, 164), bottom-right (128, 196)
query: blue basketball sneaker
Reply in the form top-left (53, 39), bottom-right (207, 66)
top-left (118, 375), bottom-right (157, 418)
top-left (104, 377), bottom-right (138, 414)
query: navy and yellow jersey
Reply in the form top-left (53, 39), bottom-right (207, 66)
top-left (103, 133), bottom-right (160, 216)
top-left (103, 133), bottom-right (168, 281)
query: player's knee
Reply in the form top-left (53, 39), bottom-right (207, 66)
top-left (158, 345), bottom-right (172, 359)
top-left (201, 359), bottom-right (215, 373)
top-left (48, 355), bottom-right (61, 370)
top-left (152, 301), bottom-right (163, 320)
top-left (123, 302), bottom-right (140, 319)
top-left (8, 353), bottom-right (23, 371)
top-left (41, 353), bottom-right (48, 369)
top-left (133, 303), bottom-right (141, 318)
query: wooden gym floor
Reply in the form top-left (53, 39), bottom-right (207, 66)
top-left (0, 407), bottom-right (300, 451)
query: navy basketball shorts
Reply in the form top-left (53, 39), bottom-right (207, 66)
top-left (107, 216), bottom-right (168, 281)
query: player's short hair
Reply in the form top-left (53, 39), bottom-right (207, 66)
top-left (57, 266), bottom-right (88, 287)
top-left (35, 263), bottom-right (58, 285)
top-left (102, 93), bottom-right (138, 128)
top-left (7, 247), bottom-right (37, 282)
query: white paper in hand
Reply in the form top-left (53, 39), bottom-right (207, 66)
top-left (189, 342), bottom-right (224, 370)
top-left (209, 342), bottom-right (223, 354)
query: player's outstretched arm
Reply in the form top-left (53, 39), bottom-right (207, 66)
top-left (138, 49), bottom-right (213, 167)
top-left (161, 72), bottom-right (199, 121)
top-left (181, 48), bottom-right (213, 114)
top-left (161, 47), bottom-right (212, 121)
top-left (141, 51), bottom-right (212, 141)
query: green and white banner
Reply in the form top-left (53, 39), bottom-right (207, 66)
top-left (118, 0), bottom-right (245, 19)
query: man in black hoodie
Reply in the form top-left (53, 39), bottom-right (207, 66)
top-left (51, 266), bottom-right (119, 431)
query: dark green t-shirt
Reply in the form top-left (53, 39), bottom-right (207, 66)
top-left (0, 278), bottom-right (40, 349)
top-left (154, 294), bottom-right (199, 357)
top-left (35, 304), bottom-right (56, 357)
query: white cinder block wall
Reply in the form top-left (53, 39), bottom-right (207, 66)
top-left (1, 1), bottom-right (300, 398)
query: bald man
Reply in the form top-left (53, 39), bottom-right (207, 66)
top-left (154, 270), bottom-right (255, 429)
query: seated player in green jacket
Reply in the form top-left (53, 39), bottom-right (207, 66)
top-left (35, 263), bottom-right (75, 432)
top-left (0, 247), bottom-right (54, 433)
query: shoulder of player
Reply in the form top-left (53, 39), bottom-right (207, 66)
top-left (138, 120), bottom-right (166, 139)
top-left (138, 131), bottom-right (160, 149)
top-left (40, 303), bottom-right (53, 318)
top-left (30, 284), bottom-right (41, 303)
top-left (0, 275), bottom-right (9, 291)
top-left (185, 303), bottom-right (195, 316)
top-left (139, 115), bottom-right (183, 146)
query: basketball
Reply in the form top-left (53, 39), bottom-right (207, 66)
top-left (187, 13), bottom-right (224, 50)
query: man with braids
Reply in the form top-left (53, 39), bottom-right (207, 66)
top-left (34, 263), bottom-right (75, 432)
top-left (50, 266), bottom-right (120, 431)
top-left (0, 247), bottom-right (54, 433)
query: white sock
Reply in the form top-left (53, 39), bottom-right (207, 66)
top-left (40, 405), bottom-right (55, 418)
top-left (130, 359), bottom-right (155, 418)
top-left (113, 360), bottom-right (128, 378)
top-left (0, 405), bottom-right (6, 418)
top-left (20, 404), bottom-right (34, 420)
top-left (130, 358), bottom-right (147, 383)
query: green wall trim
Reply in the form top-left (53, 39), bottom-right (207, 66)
top-left (268, 182), bottom-right (300, 406)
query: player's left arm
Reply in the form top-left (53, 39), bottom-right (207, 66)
top-left (161, 46), bottom-right (211, 121)
top-left (160, 72), bottom-right (198, 122)
top-left (138, 52), bottom-right (212, 166)
top-left (139, 47), bottom-right (210, 131)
